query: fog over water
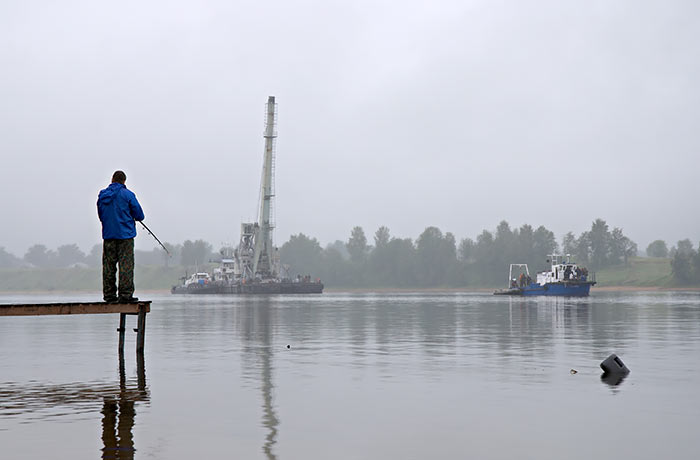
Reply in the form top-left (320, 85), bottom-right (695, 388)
top-left (1, 0), bottom-right (699, 254)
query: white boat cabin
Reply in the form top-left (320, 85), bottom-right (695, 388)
top-left (536, 254), bottom-right (586, 284)
top-left (184, 272), bottom-right (211, 287)
top-left (213, 259), bottom-right (236, 282)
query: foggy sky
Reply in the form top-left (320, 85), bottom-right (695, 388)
top-left (1, 0), bottom-right (699, 256)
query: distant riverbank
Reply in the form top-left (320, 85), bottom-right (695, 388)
top-left (0, 257), bottom-right (694, 293)
top-left (0, 266), bottom-right (184, 292)
top-left (325, 285), bottom-right (700, 293)
top-left (2, 287), bottom-right (700, 296)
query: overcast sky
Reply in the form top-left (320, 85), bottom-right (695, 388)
top-left (1, 0), bottom-right (698, 256)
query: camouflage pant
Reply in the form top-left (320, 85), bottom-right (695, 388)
top-left (102, 238), bottom-right (135, 301)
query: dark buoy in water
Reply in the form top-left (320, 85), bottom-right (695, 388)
top-left (286, 344), bottom-right (290, 349)
top-left (600, 353), bottom-right (630, 375)
top-left (600, 353), bottom-right (629, 386)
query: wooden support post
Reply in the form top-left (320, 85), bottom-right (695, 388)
top-left (118, 313), bottom-right (126, 353)
top-left (136, 304), bottom-right (147, 354)
top-left (136, 352), bottom-right (146, 394)
top-left (119, 346), bottom-right (126, 387)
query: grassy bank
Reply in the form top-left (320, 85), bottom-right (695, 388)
top-left (594, 257), bottom-right (674, 287)
top-left (0, 266), bottom-right (193, 291)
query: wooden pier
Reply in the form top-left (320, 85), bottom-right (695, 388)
top-left (0, 301), bottom-right (151, 354)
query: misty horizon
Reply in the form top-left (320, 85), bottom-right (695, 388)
top-left (2, 1), bottom-right (698, 256)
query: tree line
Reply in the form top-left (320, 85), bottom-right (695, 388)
top-left (279, 218), bottom-right (639, 287)
top-left (0, 240), bottom-right (214, 269)
top-left (642, 238), bottom-right (700, 285)
top-left (668, 240), bottom-right (700, 285)
top-left (3, 218), bottom-right (696, 287)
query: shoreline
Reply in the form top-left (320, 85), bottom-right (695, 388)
top-left (590, 286), bottom-right (700, 292)
top-left (327, 286), bottom-right (700, 293)
top-left (2, 286), bottom-right (700, 295)
top-left (0, 289), bottom-right (172, 296)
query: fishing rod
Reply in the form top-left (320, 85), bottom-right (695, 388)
top-left (139, 221), bottom-right (171, 257)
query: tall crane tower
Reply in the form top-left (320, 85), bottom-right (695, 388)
top-left (236, 96), bottom-right (280, 280)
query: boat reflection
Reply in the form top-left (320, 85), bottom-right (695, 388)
top-left (261, 337), bottom-right (278, 460)
top-left (237, 298), bottom-right (279, 460)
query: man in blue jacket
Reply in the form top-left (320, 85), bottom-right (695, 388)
top-left (97, 170), bottom-right (145, 303)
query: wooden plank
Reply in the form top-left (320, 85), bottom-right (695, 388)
top-left (0, 301), bottom-right (151, 317)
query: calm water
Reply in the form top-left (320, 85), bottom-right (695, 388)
top-left (1, 291), bottom-right (699, 459)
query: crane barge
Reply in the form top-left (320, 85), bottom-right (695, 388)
top-left (172, 96), bottom-right (324, 294)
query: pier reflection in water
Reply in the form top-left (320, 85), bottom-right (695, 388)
top-left (100, 353), bottom-right (148, 459)
top-left (0, 352), bottom-right (148, 459)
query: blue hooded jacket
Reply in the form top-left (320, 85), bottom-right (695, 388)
top-left (97, 183), bottom-right (145, 240)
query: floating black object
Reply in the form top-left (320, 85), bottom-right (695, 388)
top-left (600, 353), bottom-right (630, 376)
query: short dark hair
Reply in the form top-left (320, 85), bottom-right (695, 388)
top-left (111, 170), bottom-right (126, 184)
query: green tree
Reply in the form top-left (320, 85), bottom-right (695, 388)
top-left (135, 246), bottom-right (170, 266)
top-left (325, 240), bottom-right (349, 260)
top-left (162, 243), bottom-right (178, 267)
top-left (562, 232), bottom-right (577, 256)
top-left (579, 232), bottom-right (593, 264)
top-left (55, 244), bottom-right (86, 267)
top-left (279, 233), bottom-right (323, 278)
top-left (646, 240), bottom-right (668, 258)
top-left (416, 227), bottom-right (456, 286)
top-left (588, 219), bottom-right (611, 269)
top-left (373, 226), bottom-right (391, 249)
top-left (180, 239), bottom-right (213, 267)
top-left (385, 237), bottom-right (417, 287)
top-left (676, 239), bottom-right (694, 255)
top-left (85, 244), bottom-right (102, 267)
top-left (458, 238), bottom-right (475, 262)
top-left (671, 240), bottom-right (697, 284)
top-left (347, 226), bottom-right (368, 264)
top-left (370, 226), bottom-right (392, 285)
top-left (493, 221), bottom-right (516, 275)
top-left (610, 228), bottom-right (637, 265)
top-left (563, 220), bottom-right (635, 269)
top-left (474, 229), bottom-right (497, 283)
top-left (319, 246), bottom-right (351, 285)
top-left (532, 225), bottom-right (558, 271)
top-left (514, 224), bottom-right (535, 264)
top-left (0, 247), bottom-right (20, 268)
top-left (24, 244), bottom-right (56, 268)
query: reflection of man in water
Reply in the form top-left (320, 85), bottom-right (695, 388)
top-left (100, 354), bottom-right (146, 459)
top-left (101, 397), bottom-right (136, 459)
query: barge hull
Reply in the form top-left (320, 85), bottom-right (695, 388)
top-left (171, 282), bottom-right (324, 295)
top-left (522, 282), bottom-right (593, 297)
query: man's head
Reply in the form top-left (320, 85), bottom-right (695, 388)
top-left (111, 170), bottom-right (126, 184)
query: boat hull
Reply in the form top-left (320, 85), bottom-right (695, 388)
top-left (494, 282), bottom-right (594, 297)
top-left (522, 282), bottom-right (593, 297)
top-left (171, 281), bottom-right (324, 295)
top-left (170, 284), bottom-right (220, 295)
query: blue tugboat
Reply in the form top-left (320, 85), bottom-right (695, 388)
top-left (494, 255), bottom-right (595, 297)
